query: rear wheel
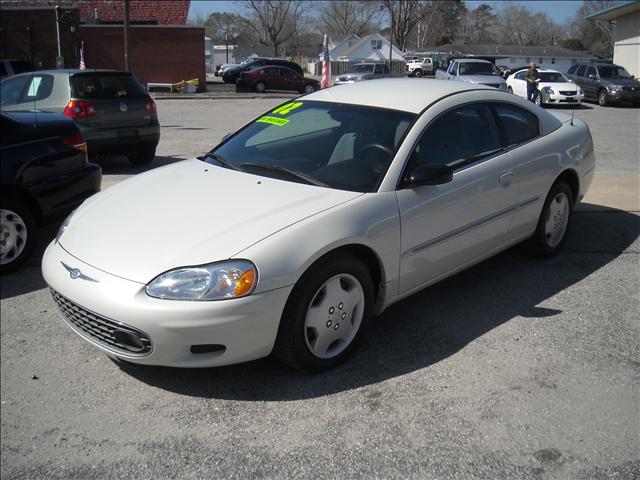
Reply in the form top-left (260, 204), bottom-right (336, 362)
top-left (274, 252), bottom-right (374, 373)
top-left (255, 81), bottom-right (267, 93)
top-left (527, 182), bottom-right (573, 257)
top-left (303, 84), bottom-right (315, 94)
top-left (598, 89), bottom-right (609, 106)
top-left (128, 145), bottom-right (156, 166)
top-left (1, 201), bottom-right (37, 274)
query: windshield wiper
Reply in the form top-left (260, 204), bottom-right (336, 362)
top-left (201, 153), bottom-right (243, 171)
top-left (240, 163), bottom-right (328, 187)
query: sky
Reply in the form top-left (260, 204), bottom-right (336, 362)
top-left (188, 0), bottom-right (586, 24)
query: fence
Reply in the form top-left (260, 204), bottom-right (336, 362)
top-left (309, 60), bottom-right (407, 77)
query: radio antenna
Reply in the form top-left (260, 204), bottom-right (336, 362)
top-left (570, 104), bottom-right (575, 126)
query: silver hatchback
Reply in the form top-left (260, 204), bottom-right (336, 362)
top-left (0, 69), bottom-right (160, 165)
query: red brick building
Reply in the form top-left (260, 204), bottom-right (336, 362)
top-left (78, 0), bottom-right (189, 25)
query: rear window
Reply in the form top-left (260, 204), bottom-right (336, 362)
top-left (71, 74), bottom-right (146, 99)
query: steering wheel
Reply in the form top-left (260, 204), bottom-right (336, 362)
top-left (359, 143), bottom-right (394, 173)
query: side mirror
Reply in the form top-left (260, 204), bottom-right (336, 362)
top-left (402, 164), bottom-right (453, 188)
top-left (588, 74), bottom-right (596, 79)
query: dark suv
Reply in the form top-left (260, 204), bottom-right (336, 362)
top-left (567, 63), bottom-right (640, 106)
top-left (222, 57), bottom-right (303, 84)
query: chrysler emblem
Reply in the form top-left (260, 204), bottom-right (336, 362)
top-left (119, 101), bottom-right (128, 112)
top-left (61, 262), bottom-right (99, 282)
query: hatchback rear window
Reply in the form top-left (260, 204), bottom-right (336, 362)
top-left (71, 74), bottom-right (146, 99)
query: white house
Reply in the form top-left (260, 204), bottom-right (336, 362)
top-left (587, 0), bottom-right (640, 77)
top-left (328, 34), bottom-right (361, 60)
top-left (335, 33), bottom-right (405, 62)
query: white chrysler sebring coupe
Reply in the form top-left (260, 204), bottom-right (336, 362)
top-left (43, 79), bottom-right (595, 373)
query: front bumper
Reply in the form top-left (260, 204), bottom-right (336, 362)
top-left (608, 89), bottom-right (640, 103)
top-left (542, 91), bottom-right (584, 105)
top-left (42, 241), bottom-right (292, 368)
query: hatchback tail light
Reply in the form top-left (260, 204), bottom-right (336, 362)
top-left (63, 100), bottom-right (97, 120)
top-left (63, 131), bottom-right (88, 152)
top-left (144, 96), bottom-right (157, 114)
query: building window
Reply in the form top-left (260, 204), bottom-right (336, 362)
top-left (539, 57), bottom-right (543, 64)
top-left (551, 58), bottom-right (556, 64)
top-left (371, 39), bottom-right (382, 50)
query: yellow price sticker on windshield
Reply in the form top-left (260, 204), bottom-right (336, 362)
top-left (272, 102), bottom-right (303, 115)
top-left (257, 116), bottom-right (289, 126)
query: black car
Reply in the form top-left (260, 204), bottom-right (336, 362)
top-left (1, 111), bottom-right (102, 272)
top-left (222, 57), bottom-right (303, 84)
top-left (567, 63), bottom-right (640, 106)
top-left (0, 70), bottom-right (160, 165)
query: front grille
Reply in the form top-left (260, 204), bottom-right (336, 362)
top-left (559, 91), bottom-right (577, 95)
top-left (51, 289), bottom-right (152, 356)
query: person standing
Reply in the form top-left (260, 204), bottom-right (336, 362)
top-left (526, 63), bottom-right (540, 103)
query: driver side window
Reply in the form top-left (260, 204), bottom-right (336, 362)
top-left (412, 104), bottom-right (502, 168)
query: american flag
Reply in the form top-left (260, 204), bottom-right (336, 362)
top-left (79, 42), bottom-right (86, 70)
top-left (321, 34), bottom-right (331, 89)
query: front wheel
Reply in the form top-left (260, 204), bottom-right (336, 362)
top-left (527, 182), bottom-right (574, 257)
top-left (413, 69), bottom-right (423, 78)
top-left (598, 89), bottom-right (609, 106)
top-left (1, 201), bottom-right (38, 274)
top-left (274, 252), bottom-right (374, 373)
top-left (303, 84), bottom-right (315, 94)
top-left (255, 81), bottom-right (267, 93)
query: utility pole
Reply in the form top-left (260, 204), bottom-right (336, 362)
top-left (225, 31), bottom-right (229, 63)
top-left (123, 0), bottom-right (132, 71)
top-left (55, 5), bottom-right (64, 68)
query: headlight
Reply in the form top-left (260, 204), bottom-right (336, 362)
top-left (542, 87), bottom-right (555, 94)
top-left (56, 209), bottom-right (77, 243)
top-left (610, 85), bottom-right (623, 92)
top-left (145, 260), bottom-right (258, 301)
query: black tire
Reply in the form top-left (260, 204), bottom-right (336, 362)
top-left (598, 89), bottom-right (609, 107)
top-left (274, 252), bottom-right (374, 373)
top-left (255, 81), bottom-right (267, 93)
top-left (527, 182), bottom-right (574, 258)
top-left (128, 145), bottom-right (156, 166)
top-left (507, 86), bottom-right (513, 94)
top-left (414, 69), bottom-right (423, 78)
top-left (1, 200), bottom-right (38, 274)
top-left (534, 94), bottom-right (543, 106)
top-left (303, 84), bottom-right (315, 94)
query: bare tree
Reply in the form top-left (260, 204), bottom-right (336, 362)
top-left (496, 4), bottom-right (561, 46)
top-left (242, 0), bottom-right (306, 57)
top-left (317, 1), bottom-right (382, 37)
top-left (204, 12), bottom-right (249, 44)
top-left (383, 0), bottom-right (429, 51)
top-left (566, 0), bottom-right (616, 57)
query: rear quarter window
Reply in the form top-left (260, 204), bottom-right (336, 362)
top-left (493, 103), bottom-right (540, 147)
top-left (71, 74), bottom-right (146, 99)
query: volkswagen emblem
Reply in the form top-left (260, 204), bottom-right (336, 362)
top-left (119, 101), bottom-right (128, 112)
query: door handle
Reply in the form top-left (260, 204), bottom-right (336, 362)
top-left (499, 171), bottom-right (514, 187)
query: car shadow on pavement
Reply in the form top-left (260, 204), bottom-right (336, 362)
top-left (98, 155), bottom-right (183, 175)
top-left (115, 203), bottom-right (640, 400)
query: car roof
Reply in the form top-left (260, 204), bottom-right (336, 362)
top-left (454, 58), bottom-right (492, 63)
top-left (303, 79), bottom-right (493, 113)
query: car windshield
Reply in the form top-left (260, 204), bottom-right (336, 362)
top-left (539, 72), bottom-right (569, 82)
top-left (348, 65), bottom-right (374, 74)
top-left (597, 66), bottom-right (632, 79)
top-left (458, 62), bottom-right (497, 75)
top-left (206, 101), bottom-right (415, 193)
top-left (71, 74), bottom-right (147, 98)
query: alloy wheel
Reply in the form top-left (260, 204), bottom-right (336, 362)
top-left (0, 209), bottom-right (28, 266)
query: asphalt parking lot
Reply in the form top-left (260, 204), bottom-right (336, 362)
top-left (1, 96), bottom-right (638, 479)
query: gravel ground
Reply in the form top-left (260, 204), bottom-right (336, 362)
top-left (1, 96), bottom-right (638, 480)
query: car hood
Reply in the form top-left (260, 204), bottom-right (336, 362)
top-left (459, 75), bottom-right (504, 84)
top-left (601, 77), bottom-right (640, 87)
top-left (539, 81), bottom-right (579, 91)
top-left (60, 160), bottom-right (362, 283)
top-left (339, 73), bottom-right (367, 80)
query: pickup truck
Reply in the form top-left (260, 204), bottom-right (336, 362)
top-left (405, 58), bottom-right (434, 77)
top-left (435, 58), bottom-right (507, 91)
top-left (333, 63), bottom-right (391, 85)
